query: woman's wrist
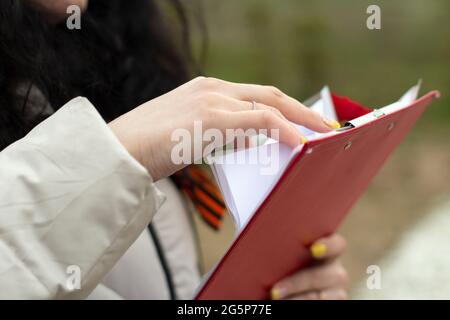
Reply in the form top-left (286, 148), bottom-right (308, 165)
top-left (108, 120), bottom-right (145, 171)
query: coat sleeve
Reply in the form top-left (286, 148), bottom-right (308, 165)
top-left (0, 97), bottom-right (165, 299)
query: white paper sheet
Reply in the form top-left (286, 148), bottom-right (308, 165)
top-left (211, 83), bottom-right (421, 230)
top-left (211, 87), bottom-right (337, 229)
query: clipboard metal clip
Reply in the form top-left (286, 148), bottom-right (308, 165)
top-left (336, 123), bottom-right (355, 132)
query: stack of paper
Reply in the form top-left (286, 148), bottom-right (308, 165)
top-left (211, 82), bottom-right (421, 230)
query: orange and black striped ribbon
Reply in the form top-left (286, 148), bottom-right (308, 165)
top-left (172, 166), bottom-right (226, 230)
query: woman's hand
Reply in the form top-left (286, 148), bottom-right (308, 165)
top-left (109, 77), bottom-right (340, 181)
top-left (271, 234), bottom-right (348, 300)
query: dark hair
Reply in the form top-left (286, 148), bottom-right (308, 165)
top-left (0, 0), bottom-right (203, 150)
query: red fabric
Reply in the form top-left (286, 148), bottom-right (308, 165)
top-left (332, 94), bottom-right (371, 122)
top-left (196, 91), bottom-right (439, 300)
top-left (172, 166), bottom-right (226, 230)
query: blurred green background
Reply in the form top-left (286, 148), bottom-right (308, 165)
top-left (200, 0), bottom-right (450, 126)
top-left (190, 0), bottom-right (450, 298)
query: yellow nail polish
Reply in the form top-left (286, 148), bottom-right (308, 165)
top-left (300, 135), bottom-right (308, 145)
top-left (271, 288), bottom-right (281, 300)
top-left (323, 118), bottom-right (341, 130)
top-left (310, 243), bottom-right (327, 259)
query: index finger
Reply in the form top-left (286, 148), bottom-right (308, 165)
top-left (217, 81), bottom-right (341, 132)
top-left (310, 234), bottom-right (347, 260)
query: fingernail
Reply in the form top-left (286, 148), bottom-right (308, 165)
top-left (270, 287), bottom-right (286, 300)
top-left (323, 118), bottom-right (341, 130)
top-left (310, 242), bottom-right (327, 259)
top-left (300, 135), bottom-right (308, 145)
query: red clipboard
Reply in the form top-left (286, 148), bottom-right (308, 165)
top-left (195, 90), bottom-right (440, 300)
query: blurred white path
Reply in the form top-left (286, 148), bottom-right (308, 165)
top-left (353, 200), bottom-right (450, 299)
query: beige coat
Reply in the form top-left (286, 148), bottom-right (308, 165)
top-left (0, 97), bottom-right (200, 299)
top-left (88, 178), bottom-right (201, 299)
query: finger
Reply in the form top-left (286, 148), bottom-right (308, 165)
top-left (319, 287), bottom-right (348, 300)
top-left (201, 92), bottom-right (254, 112)
top-left (210, 94), bottom-right (289, 122)
top-left (206, 96), bottom-right (299, 148)
top-left (216, 81), bottom-right (340, 132)
top-left (228, 130), bottom-right (268, 151)
top-left (224, 100), bottom-right (306, 148)
top-left (310, 234), bottom-right (347, 260)
top-left (217, 109), bottom-right (305, 148)
top-left (289, 287), bottom-right (348, 300)
top-left (271, 260), bottom-right (348, 299)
